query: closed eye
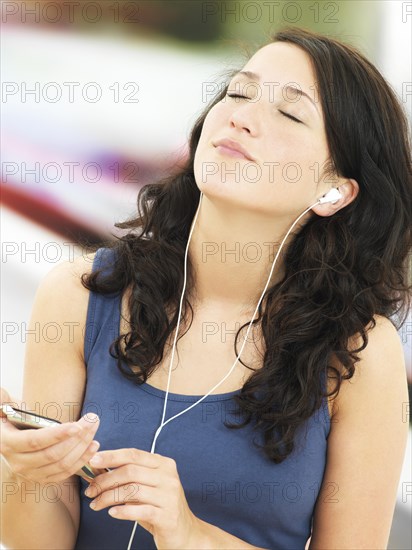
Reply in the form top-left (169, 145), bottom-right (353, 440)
top-left (226, 93), bottom-right (248, 99)
top-left (226, 94), bottom-right (303, 124)
top-left (278, 110), bottom-right (302, 124)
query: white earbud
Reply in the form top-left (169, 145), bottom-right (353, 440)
top-left (318, 187), bottom-right (342, 204)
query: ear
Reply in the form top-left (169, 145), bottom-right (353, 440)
top-left (311, 178), bottom-right (359, 217)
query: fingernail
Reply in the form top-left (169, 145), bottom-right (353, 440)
top-left (90, 454), bottom-right (102, 465)
top-left (84, 482), bottom-right (97, 497)
top-left (83, 413), bottom-right (99, 424)
top-left (90, 441), bottom-right (100, 452)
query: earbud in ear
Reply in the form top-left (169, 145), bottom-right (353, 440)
top-left (318, 188), bottom-right (342, 204)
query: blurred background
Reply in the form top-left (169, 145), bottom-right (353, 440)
top-left (1, 1), bottom-right (411, 547)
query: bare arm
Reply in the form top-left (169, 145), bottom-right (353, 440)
top-left (0, 459), bottom-right (80, 550)
top-left (309, 315), bottom-right (409, 548)
top-left (0, 253), bottom-right (97, 549)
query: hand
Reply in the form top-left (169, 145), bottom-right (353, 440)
top-left (0, 387), bottom-right (101, 484)
top-left (84, 448), bottom-right (202, 549)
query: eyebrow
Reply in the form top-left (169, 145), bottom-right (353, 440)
top-left (232, 70), bottom-right (320, 115)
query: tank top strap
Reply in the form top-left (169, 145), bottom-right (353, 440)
top-left (83, 247), bottom-right (120, 365)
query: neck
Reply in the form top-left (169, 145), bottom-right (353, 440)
top-left (187, 194), bottom-right (300, 315)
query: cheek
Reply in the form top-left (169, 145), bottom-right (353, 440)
top-left (193, 135), bottom-right (210, 186)
top-left (199, 105), bottom-right (222, 138)
top-left (271, 135), bottom-right (324, 176)
top-left (193, 108), bottom-right (223, 172)
top-left (194, 118), bottom-right (214, 162)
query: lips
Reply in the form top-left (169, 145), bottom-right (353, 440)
top-left (213, 138), bottom-right (254, 161)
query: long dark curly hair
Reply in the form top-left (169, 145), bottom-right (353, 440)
top-left (81, 27), bottom-right (412, 464)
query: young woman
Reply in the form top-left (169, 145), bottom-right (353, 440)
top-left (1, 27), bottom-right (411, 550)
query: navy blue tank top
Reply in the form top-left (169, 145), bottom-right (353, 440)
top-left (75, 247), bottom-right (331, 550)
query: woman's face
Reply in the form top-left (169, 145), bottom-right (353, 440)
top-left (194, 42), bottom-right (333, 217)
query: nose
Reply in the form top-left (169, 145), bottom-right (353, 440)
top-left (228, 103), bottom-right (257, 135)
top-left (229, 118), bottom-right (251, 134)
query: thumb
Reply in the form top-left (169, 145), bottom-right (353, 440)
top-left (0, 387), bottom-right (21, 418)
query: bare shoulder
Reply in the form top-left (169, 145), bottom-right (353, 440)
top-left (310, 314), bottom-right (409, 548)
top-left (38, 251), bottom-right (96, 300)
top-left (33, 251), bottom-right (98, 361)
top-left (328, 314), bottom-right (406, 418)
top-left (42, 251), bottom-right (96, 284)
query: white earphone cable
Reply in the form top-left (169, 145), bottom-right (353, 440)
top-left (126, 191), bottom-right (334, 550)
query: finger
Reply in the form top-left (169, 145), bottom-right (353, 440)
top-left (86, 464), bottom-right (159, 497)
top-left (90, 483), bottom-right (162, 512)
top-left (89, 448), bottom-right (162, 470)
top-left (0, 387), bottom-right (19, 407)
top-left (0, 401), bottom-right (22, 421)
top-left (1, 419), bottom-right (76, 453)
top-left (2, 414), bottom-right (99, 482)
top-left (107, 503), bottom-right (161, 522)
top-left (33, 418), bottom-right (100, 477)
top-left (5, 413), bottom-right (99, 453)
top-left (0, 390), bottom-right (24, 424)
top-left (41, 438), bottom-right (102, 482)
